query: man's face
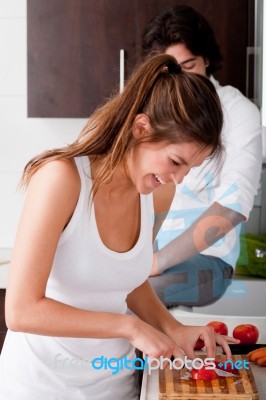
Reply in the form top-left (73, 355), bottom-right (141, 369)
top-left (165, 43), bottom-right (208, 76)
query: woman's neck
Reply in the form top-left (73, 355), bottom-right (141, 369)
top-left (90, 156), bottom-right (136, 198)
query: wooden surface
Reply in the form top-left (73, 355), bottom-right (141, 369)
top-left (159, 355), bottom-right (259, 399)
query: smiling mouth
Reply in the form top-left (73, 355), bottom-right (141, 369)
top-left (153, 174), bottom-right (167, 185)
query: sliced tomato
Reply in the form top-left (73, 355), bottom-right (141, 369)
top-left (190, 366), bottom-right (218, 380)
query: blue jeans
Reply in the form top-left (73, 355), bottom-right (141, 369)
top-left (149, 255), bottom-right (233, 308)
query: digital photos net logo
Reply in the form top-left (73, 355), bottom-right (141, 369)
top-left (54, 353), bottom-right (250, 376)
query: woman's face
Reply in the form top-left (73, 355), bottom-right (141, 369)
top-left (127, 114), bottom-right (212, 195)
top-left (165, 43), bottom-right (208, 76)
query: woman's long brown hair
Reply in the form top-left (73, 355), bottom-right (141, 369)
top-left (22, 54), bottom-right (223, 195)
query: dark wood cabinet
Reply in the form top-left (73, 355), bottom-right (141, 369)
top-left (0, 289), bottom-right (7, 353)
top-left (28, 0), bottom-right (139, 117)
top-left (28, 0), bottom-right (254, 118)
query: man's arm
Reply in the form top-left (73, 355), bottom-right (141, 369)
top-left (152, 89), bottom-right (262, 276)
top-left (152, 202), bottom-right (245, 275)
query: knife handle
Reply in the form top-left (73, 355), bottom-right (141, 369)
top-left (224, 344), bottom-right (266, 355)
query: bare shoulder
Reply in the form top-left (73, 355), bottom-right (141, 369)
top-left (32, 157), bottom-right (79, 180)
top-left (29, 158), bottom-right (80, 193)
top-left (25, 158), bottom-right (81, 225)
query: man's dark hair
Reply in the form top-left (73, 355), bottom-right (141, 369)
top-left (141, 5), bottom-right (222, 76)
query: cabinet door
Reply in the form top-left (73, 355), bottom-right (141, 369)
top-left (28, 0), bottom-right (254, 118)
top-left (28, 0), bottom-right (138, 117)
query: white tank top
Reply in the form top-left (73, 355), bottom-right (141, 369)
top-left (0, 156), bottom-right (154, 400)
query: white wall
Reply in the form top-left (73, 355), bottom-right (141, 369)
top-left (0, 0), bottom-right (86, 248)
top-left (260, 0), bottom-right (266, 160)
top-left (262, 0), bottom-right (266, 126)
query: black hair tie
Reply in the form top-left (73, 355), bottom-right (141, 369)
top-left (167, 60), bottom-right (182, 75)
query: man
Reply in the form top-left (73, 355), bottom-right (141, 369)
top-left (142, 5), bottom-right (262, 307)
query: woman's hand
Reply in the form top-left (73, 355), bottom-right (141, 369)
top-left (128, 317), bottom-right (183, 361)
top-left (166, 324), bottom-right (240, 360)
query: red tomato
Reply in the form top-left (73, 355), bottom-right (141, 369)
top-left (191, 366), bottom-right (218, 380)
top-left (233, 324), bottom-right (259, 344)
top-left (207, 321), bottom-right (228, 336)
top-left (194, 338), bottom-right (205, 350)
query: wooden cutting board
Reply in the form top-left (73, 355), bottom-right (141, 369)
top-left (159, 355), bottom-right (259, 399)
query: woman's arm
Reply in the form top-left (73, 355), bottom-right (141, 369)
top-left (127, 280), bottom-right (182, 333)
top-left (127, 280), bottom-right (239, 359)
top-left (5, 159), bottom-right (132, 339)
top-left (5, 159), bottom-right (181, 359)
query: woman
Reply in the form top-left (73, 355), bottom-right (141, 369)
top-left (0, 55), bottom-right (238, 399)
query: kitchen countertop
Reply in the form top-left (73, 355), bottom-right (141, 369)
top-left (141, 309), bottom-right (266, 399)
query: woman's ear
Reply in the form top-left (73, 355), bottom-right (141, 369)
top-left (132, 114), bottom-right (151, 139)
